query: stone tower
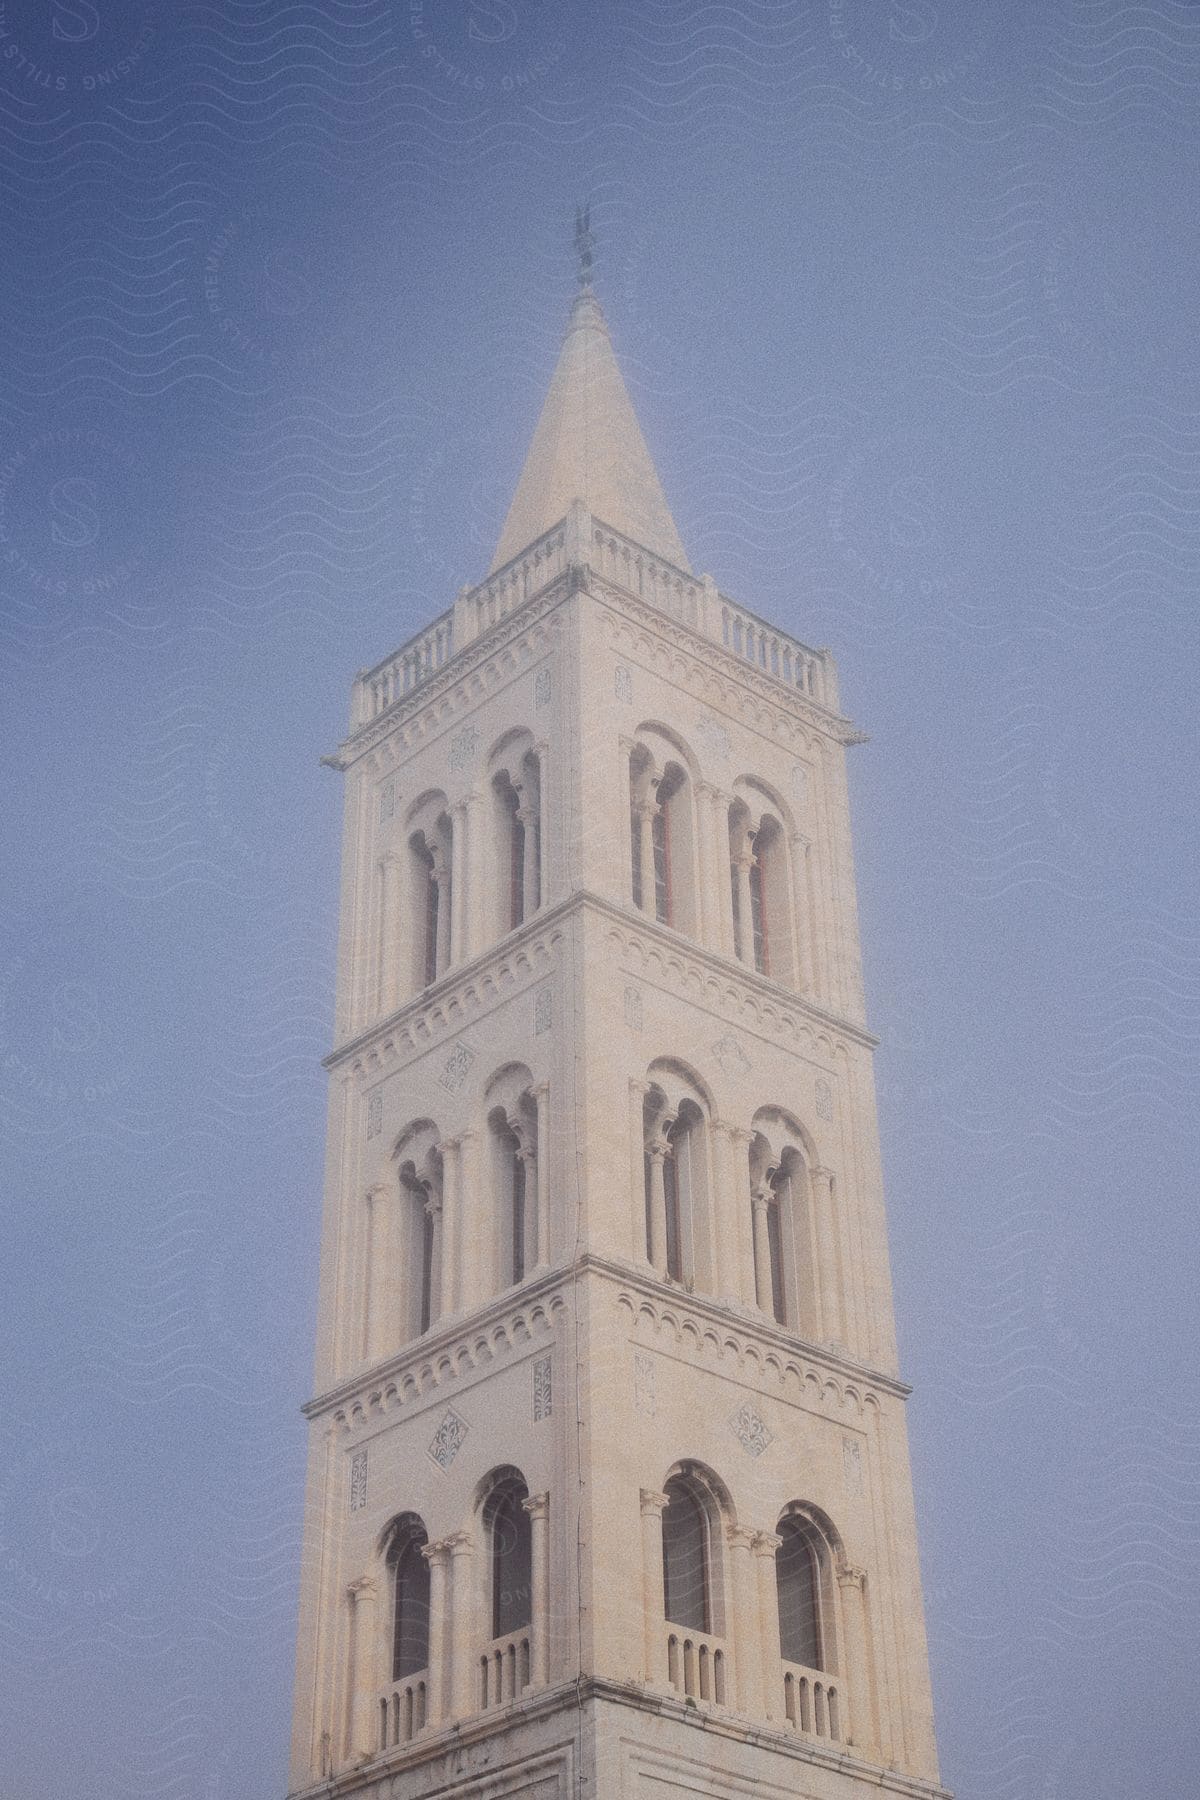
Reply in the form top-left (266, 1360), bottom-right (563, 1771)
top-left (286, 265), bottom-right (949, 1800)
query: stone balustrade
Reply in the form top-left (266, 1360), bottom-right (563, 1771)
top-left (479, 1630), bottom-right (532, 1709)
top-left (379, 1673), bottom-right (428, 1749)
top-left (782, 1659), bottom-right (842, 1741)
top-left (348, 510), bottom-right (835, 735)
top-left (665, 1627), bottom-right (727, 1705)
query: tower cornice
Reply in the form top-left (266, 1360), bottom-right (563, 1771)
top-left (323, 886), bottom-right (878, 1080)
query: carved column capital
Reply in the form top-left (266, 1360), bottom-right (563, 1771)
top-left (836, 1560), bottom-right (867, 1591)
top-left (752, 1529), bottom-right (783, 1558)
top-left (420, 1538), bottom-right (453, 1568)
top-left (639, 1488), bottom-right (669, 1519)
top-left (521, 1491), bottom-right (550, 1523)
top-left (366, 1181), bottom-right (391, 1208)
top-left (347, 1574), bottom-right (378, 1603)
top-left (724, 1523), bottom-right (756, 1554)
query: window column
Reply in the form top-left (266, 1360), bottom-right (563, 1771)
top-left (447, 1532), bottom-right (476, 1718)
top-left (811, 1166), bottom-right (842, 1346)
top-left (426, 1191), bottom-right (444, 1329)
top-left (421, 1540), bottom-right (451, 1724)
top-left (725, 1525), bottom-right (764, 1714)
top-left (431, 848), bottom-right (451, 976)
top-left (457, 1129), bottom-right (482, 1310)
top-left (639, 1489), bottom-right (669, 1686)
top-left (836, 1561), bottom-right (873, 1754)
top-left (732, 845), bottom-right (755, 964)
top-left (694, 779), bottom-right (717, 946)
top-left (646, 1131), bottom-right (673, 1277)
top-left (635, 797), bottom-right (658, 917)
top-left (750, 1183), bottom-right (774, 1319)
top-left (464, 790), bottom-right (486, 959)
top-left (618, 737), bottom-right (635, 905)
top-left (522, 1492), bottom-right (550, 1686)
top-left (628, 1079), bottom-right (652, 1263)
top-left (790, 831), bottom-right (815, 992)
top-left (364, 1183), bottom-right (395, 1364)
top-left (346, 1575), bottom-right (378, 1762)
top-left (753, 1530), bottom-right (784, 1720)
top-left (729, 1126), bottom-right (758, 1306)
top-left (438, 1137), bottom-right (461, 1317)
top-left (378, 851), bottom-right (404, 1013)
top-left (450, 802), bottom-right (468, 963)
top-left (532, 1080), bottom-right (550, 1267)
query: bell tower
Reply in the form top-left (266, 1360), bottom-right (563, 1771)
top-left (286, 244), bottom-right (949, 1800)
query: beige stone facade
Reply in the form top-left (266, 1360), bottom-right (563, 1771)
top-left (286, 285), bottom-right (948, 1800)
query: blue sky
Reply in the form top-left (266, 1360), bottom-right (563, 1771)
top-left (1, 4), bottom-right (1198, 1798)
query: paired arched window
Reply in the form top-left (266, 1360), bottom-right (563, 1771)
top-left (641, 1073), bottom-right (713, 1290)
top-left (749, 1115), bottom-right (817, 1336)
top-left (661, 1475), bottom-right (711, 1633)
top-left (407, 799), bottom-right (453, 987)
top-left (629, 736), bottom-right (697, 935)
top-left (484, 1473), bottom-right (532, 1640)
top-left (485, 1067), bottom-right (539, 1295)
top-left (490, 736), bottom-right (542, 939)
top-left (386, 1520), bottom-right (431, 1680)
top-left (394, 1125), bottom-right (444, 1339)
top-left (729, 800), bottom-right (792, 981)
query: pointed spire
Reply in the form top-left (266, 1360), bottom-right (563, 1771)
top-left (488, 226), bottom-right (690, 575)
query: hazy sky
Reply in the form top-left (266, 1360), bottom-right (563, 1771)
top-left (1, 4), bottom-right (1198, 1798)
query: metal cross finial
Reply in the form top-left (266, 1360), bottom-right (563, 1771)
top-left (574, 203), bottom-right (595, 289)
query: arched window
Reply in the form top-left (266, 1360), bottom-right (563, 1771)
top-left (728, 796), bottom-right (796, 986)
top-left (763, 1175), bottom-right (786, 1325)
top-left (489, 736), bottom-right (542, 943)
top-left (395, 1125), bottom-right (444, 1340)
top-left (749, 1116), bottom-right (817, 1337)
top-left (407, 802), bottom-right (453, 986)
top-left (661, 1476), bottom-right (710, 1633)
top-left (629, 738), bottom-right (698, 935)
top-left (490, 1110), bottom-right (527, 1287)
top-left (640, 1071), bottom-right (715, 1292)
top-left (387, 1523), bottom-right (431, 1680)
top-left (485, 1476), bottom-right (531, 1639)
top-left (776, 1518), bottom-right (822, 1669)
top-left (484, 1068), bottom-right (539, 1297)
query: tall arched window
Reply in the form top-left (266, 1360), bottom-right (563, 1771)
top-left (776, 1518), bottom-right (822, 1669)
top-left (763, 1176), bottom-right (786, 1325)
top-left (728, 795), bottom-right (796, 986)
top-left (407, 800), bottom-right (453, 986)
top-left (490, 1110), bottom-right (527, 1287)
top-left (749, 1116), bottom-right (818, 1337)
top-left (489, 736), bottom-right (542, 943)
top-left (485, 1475), bottom-right (532, 1639)
top-left (387, 1523), bottom-right (431, 1680)
top-left (640, 1070), bottom-right (715, 1292)
top-left (661, 1476), bottom-right (710, 1633)
top-left (629, 737), bottom-right (698, 935)
top-left (395, 1125), bottom-right (444, 1341)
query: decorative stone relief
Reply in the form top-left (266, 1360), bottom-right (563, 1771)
top-left (534, 985), bottom-right (553, 1035)
top-left (532, 1355), bottom-right (552, 1421)
top-left (815, 1077), bottom-right (833, 1121)
top-left (729, 1399), bottom-right (773, 1458)
top-left (438, 1041), bottom-right (476, 1093)
top-left (614, 664), bottom-right (632, 704)
top-left (713, 1034), bottom-right (751, 1079)
top-left (843, 1436), bottom-right (863, 1496)
top-left (349, 1447), bottom-right (368, 1512)
top-left (792, 762), bottom-right (810, 804)
top-left (427, 1408), bottom-right (469, 1471)
top-left (448, 722), bottom-right (478, 771)
top-left (366, 1089), bottom-right (383, 1139)
top-left (695, 712), bottom-right (731, 761)
top-left (624, 985), bottom-right (643, 1031)
top-left (534, 667), bottom-right (552, 709)
top-left (378, 778), bottom-right (395, 822)
top-left (633, 1350), bottom-right (656, 1416)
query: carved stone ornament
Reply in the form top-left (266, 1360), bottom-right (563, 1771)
top-left (534, 667), bottom-right (552, 708)
top-left (366, 1089), bottom-right (383, 1139)
top-left (695, 712), bottom-right (731, 761)
top-left (349, 1447), bottom-right (368, 1513)
top-left (634, 1349), bottom-right (656, 1416)
top-left (843, 1435), bottom-right (864, 1495)
top-left (624, 984), bottom-right (643, 1031)
top-left (427, 1408), bottom-right (469, 1471)
top-left (532, 1354), bottom-right (552, 1421)
top-left (534, 985), bottom-right (553, 1035)
top-left (713, 1034), bottom-right (751, 1079)
top-left (729, 1399), bottom-right (773, 1458)
top-left (438, 1040), bottom-right (476, 1093)
top-left (378, 778), bottom-right (396, 822)
top-left (448, 722), bottom-right (478, 771)
top-left (614, 664), bottom-right (633, 703)
top-left (815, 1076), bottom-right (833, 1121)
